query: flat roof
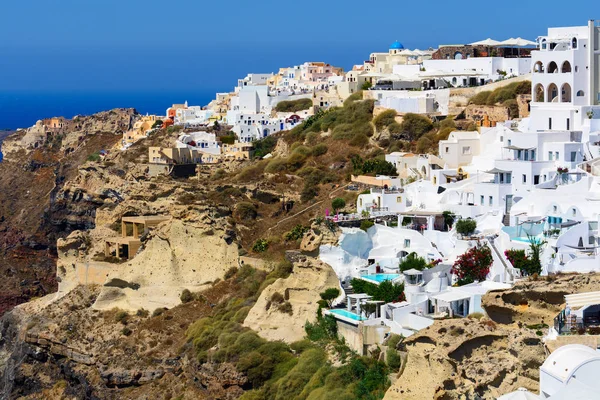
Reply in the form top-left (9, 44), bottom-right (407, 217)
top-left (431, 290), bottom-right (471, 303)
top-left (566, 291), bottom-right (600, 309)
top-left (105, 237), bottom-right (142, 245)
top-left (121, 216), bottom-right (171, 224)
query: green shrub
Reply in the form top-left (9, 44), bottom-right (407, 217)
top-left (180, 289), bottom-right (194, 303)
top-left (305, 315), bottom-right (338, 342)
top-left (275, 98), bottom-right (313, 113)
top-left (252, 136), bottom-right (277, 159)
top-left (374, 110), bottom-right (397, 130)
top-left (399, 253), bottom-right (428, 272)
top-left (136, 308), bottom-right (149, 318)
top-left (220, 134), bottom-right (237, 145)
top-left (503, 99), bottom-right (519, 119)
top-left (152, 308), bottom-right (166, 317)
top-left (470, 91), bottom-right (492, 105)
top-left (361, 81), bottom-right (373, 90)
top-left (114, 311), bottom-right (128, 324)
top-left (455, 218), bottom-right (477, 236)
top-left (312, 144), bottom-right (328, 156)
top-left (236, 202), bottom-right (258, 221)
top-left (360, 220), bottom-right (374, 231)
top-left (87, 151), bottom-right (101, 162)
top-left (349, 133), bottom-right (369, 147)
top-left (319, 288), bottom-right (340, 308)
top-left (265, 158), bottom-right (288, 173)
top-left (386, 349), bottom-right (401, 372)
top-left (252, 239), bottom-right (269, 253)
top-left (285, 225), bottom-right (309, 241)
top-left (225, 267), bottom-right (238, 280)
top-left (121, 327), bottom-right (132, 336)
top-left (350, 278), bottom-right (404, 303)
top-left (399, 113), bottom-right (433, 140)
top-left (278, 301), bottom-right (293, 315)
top-left (331, 198), bottom-right (346, 212)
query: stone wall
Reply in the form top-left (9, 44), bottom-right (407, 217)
top-left (464, 105), bottom-right (510, 127)
top-left (517, 94), bottom-right (532, 118)
top-left (433, 46), bottom-right (533, 60)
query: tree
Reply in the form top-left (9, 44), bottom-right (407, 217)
top-left (361, 81), bottom-right (373, 90)
top-left (399, 252), bottom-right (428, 272)
top-left (331, 198), bottom-right (346, 213)
top-left (451, 242), bottom-right (493, 285)
top-left (151, 120), bottom-right (163, 129)
top-left (442, 211), bottom-right (456, 231)
top-left (360, 220), bottom-right (374, 231)
top-left (398, 113), bottom-right (433, 140)
top-left (527, 234), bottom-right (546, 276)
top-left (362, 302), bottom-right (377, 319)
top-left (456, 218), bottom-right (477, 237)
top-left (319, 288), bottom-right (340, 308)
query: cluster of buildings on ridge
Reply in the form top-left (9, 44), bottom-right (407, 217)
top-left (117, 37), bottom-right (542, 173)
top-left (316, 21), bottom-right (600, 371)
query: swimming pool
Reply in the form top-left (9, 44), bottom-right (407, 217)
top-left (360, 273), bottom-right (401, 283)
top-left (512, 236), bottom-right (543, 244)
top-left (328, 309), bottom-right (365, 321)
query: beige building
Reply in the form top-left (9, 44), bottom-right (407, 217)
top-left (438, 131), bottom-right (481, 169)
top-left (222, 142), bottom-right (254, 160)
top-left (148, 147), bottom-right (221, 165)
top-left (104, 216), bottom-right (170, 260)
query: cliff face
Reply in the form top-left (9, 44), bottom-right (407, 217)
top-left (0, 109), bottom-right (137, 316)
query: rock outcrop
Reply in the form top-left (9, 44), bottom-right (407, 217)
top-left (384, 318), bottom-right (545, 400)
top-left (244, 256), bottom-right (339, 343)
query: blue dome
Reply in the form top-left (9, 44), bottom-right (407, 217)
top-left (390, 41), bottom-right (404, 50)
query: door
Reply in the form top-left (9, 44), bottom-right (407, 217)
top-left (505, 195), bottom-right (514, 214)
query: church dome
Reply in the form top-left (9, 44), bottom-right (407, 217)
top-left (390, 41), bottom-right (405, 50)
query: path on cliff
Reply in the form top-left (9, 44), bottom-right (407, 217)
top-left (266, 184), bottom-right (349, 234)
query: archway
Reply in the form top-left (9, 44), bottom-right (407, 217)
top-left (533, 61), bottom-right (544, 73)
top-left (547, 83), bottom-right (559, 102)
top-left (561, 61), bottom-right (572, 73)
top-left (534, 83), bottom-right (545, 102)
top-left (547, 61), bottom-right (559, 74)
top-left (561, 83), bottom-right (572, 103)
top-left (454, 52), bottom-right (463, 60)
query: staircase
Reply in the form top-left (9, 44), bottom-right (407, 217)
top-left (338, 285), bottom-right (354, 309)
top-left (487, 236), bottom-right (515, 282)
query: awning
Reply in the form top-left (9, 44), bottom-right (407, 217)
top-left (498, 37), bottom-right (537, 47)
top-left (561, 220), bottom-right (580, 228)
top-left (403, 269), bottom-right (423, 275)
top-left (504, 145), bottom-right (535, 151)
top-left (566, 291), bottom-right (600, 309)
top-left (470, 38), bottom-right (501, 46)
top-left (484, 168), bottom-right (511, 174)
top-left (431, 290), bottom-right (471, 303)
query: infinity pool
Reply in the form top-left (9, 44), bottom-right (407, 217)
top-left (360, 273), bottom-right (400, 283)
top-left (328, 309), bottom-right (365, 321)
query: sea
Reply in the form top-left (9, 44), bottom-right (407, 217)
top-left (0, 90), bottom-right (218, 161)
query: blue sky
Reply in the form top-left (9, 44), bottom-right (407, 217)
top-left (1, 0), bottom-right (598, 94)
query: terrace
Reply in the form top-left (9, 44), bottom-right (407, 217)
top-left (553, 291), bottom-right (600, 335)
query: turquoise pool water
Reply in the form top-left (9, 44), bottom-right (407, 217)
top-left (512, 236), bottom-right (543, 244)
top-left (329, 309), bottom-right (365, 321)
top-left (360, 273), bottom-right (400, 283)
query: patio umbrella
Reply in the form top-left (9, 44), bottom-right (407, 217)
top-left (499, 37), bottom-right (537, 47)
top-left (470, 38), bottom-right (501, 46)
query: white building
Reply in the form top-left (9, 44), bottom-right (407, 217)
top-left (422, 57), bottom-right (531, 87)
top-left (439, 131), bottom-right (481, 169)
top-left (176, 131), bottom-right (221, 155)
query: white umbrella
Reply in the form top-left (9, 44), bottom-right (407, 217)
top-left (399, 49), bottom-right (416, 56)
top-left (499, 37), bottom-right (537, 47)
top-left (497, 388), bottom-right (540, 400)
top-left (470, 38), bottom-right (501, 46)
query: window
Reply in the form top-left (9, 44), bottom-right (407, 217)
top-left (571, 151), bottom-right (577, 162)
top-left (567, 118), bottom-right (570, 130)
top-left (577, 90), bottom-right (585, 96)
top-left (359, 198), bottom-right (363, 207)
top-left (507, 139), bottom-right (512, 146)
top-left (445, 147), bottom-right (449, 153)
top-left (404, 239), bottom-right (411, 248)
top-left (553, 205), bottom-right (558, 213)
top-left (547, 151), bottom-right (553, 161)
top-left (462, 146), bottom-right (471, 155)
top-left (396, 196), bottom-right (402, 203)
top-left (572, 208), bottom-right (577, 217)
top-left (522, 174), bottom-right (527, 183)
top-left (572, 37), bottom-right (578, 49)
top-left (549, 118), bottom-right (552, 130)
top-left (480, 195), bottom-right (485, 205)
top-left (555, 151), bottom-right (559, 160)
top-left (507, 174), bottom-right (512, 184)
top-left (534, 175), bottom-right (540, 185)
top-left (489, 196), bottom-right (493, 206)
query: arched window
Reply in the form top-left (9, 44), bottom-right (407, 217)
top-left (572, 38), bottom-right (578, 49)
top-left (452, 77), bottom-right (457, 85)
top-left (575, 66), bottom-right (579, 73)
top-left (547, 83), bottom-right (559, 102)
top-left (454, 52), bottom-right (463, 60)
top-left (561, 61), bottom-right (572, 73)
top-left (541, 39), bottom-right (547, 50)
top-left (577, 90), bottom-right (585, 97)
top-left (561, 83), bottom-right (572, 102)
top-left (547, 62), bottom-right (558, 73)
top-left (534, 83), bottom-right (545, 102)
top-left (533, 61), bottom-right (544, 73)
top-left (433, 176), bottom-right (437, 185)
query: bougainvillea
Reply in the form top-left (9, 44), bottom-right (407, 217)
top-left (451, 241), bottom-right (493, 285)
